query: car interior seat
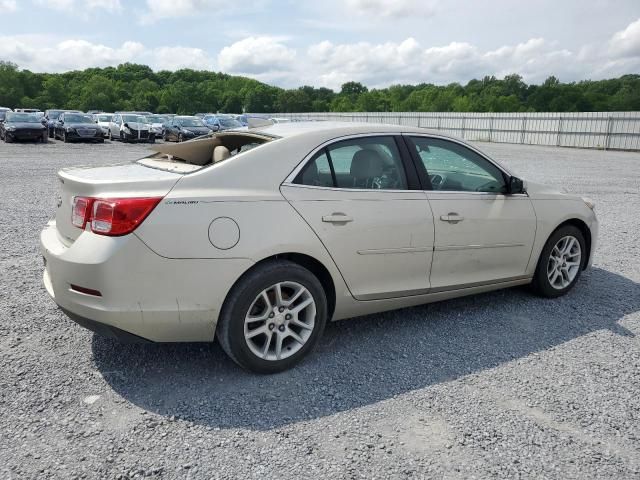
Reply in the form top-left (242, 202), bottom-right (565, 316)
top-left (212, 145), bottom-right (231, 163)
top-left (350, 149), bottom-right (384, 188)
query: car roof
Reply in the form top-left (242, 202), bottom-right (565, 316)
top-left (249, 120), bottom-right (448, 140)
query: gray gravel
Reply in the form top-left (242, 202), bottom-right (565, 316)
top-left (1, 138), bottom-right (639, 479)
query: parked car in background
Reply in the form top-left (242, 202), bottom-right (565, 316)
top-left (40, 122), bottom-right (598, 373)
top-left (144, 114), bottom-right (170, 139)
top-left (54, 112), bottom-right (104, 143)
top-left (1, 112), bottom-right (48, 143)
top-left (86, 110), bottom-right (103, 115)
top-left (108, 113), bottom-right (155, 143)
top-left (270, 117), bottom-right (291, 123)
top-left (115, 111), bottom-right (152, 116)
top-left (0, 107), bottom-right (12, 123)
top-left (203, 114), bottom-right (243, 132)
top-left (45, 110), bottom-right (83, 138)
top-left (234, 114), bottom-right (249, 126)
top-left (15, 108), bottom-right (42, 114)
top-left (92, 113), bottom-right (114, 138)
top-left (163, 115), bottom-right (211, 142)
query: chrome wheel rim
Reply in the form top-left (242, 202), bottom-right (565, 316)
top-left (547, 235), bottom-right (581, 290)
top-left (244, 282), bottom-right (316, 361)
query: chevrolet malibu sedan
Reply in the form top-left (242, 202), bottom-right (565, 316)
top-left (41, 122), bottom-right (598, 373)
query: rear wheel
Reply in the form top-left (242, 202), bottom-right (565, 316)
top-left (532, 225), bottom-right (586, 298)
top-left (217, 260), bottom-right (327, 373)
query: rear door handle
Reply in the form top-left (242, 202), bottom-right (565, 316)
top-left (440, 213), bottom-right (464, 224)
top-left (322, 213), bottom-right (353, 223)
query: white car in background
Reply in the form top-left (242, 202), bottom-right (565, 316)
top-left (107, 113), bottom-right (155, 143)
top-left (144, 114), bottom-right (170, 139)
top-left (40, 122), bottom-right (597, 373)
top-left (92, 113), bottom-right (113, 138)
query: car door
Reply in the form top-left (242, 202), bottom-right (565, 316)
top-left (404, 135), bottom-right (537, 290)
top-left (281, 135), bottom-right (435, 301)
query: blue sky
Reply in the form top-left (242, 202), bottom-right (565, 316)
top-left (0, 0), bottom-right (639, 90)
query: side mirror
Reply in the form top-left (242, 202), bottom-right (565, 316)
top-left (211, 125), bottom-right (219, 132)
top-left (123, 123), bottom-right (129, 128)
top-left (508, 176), bottom-right (525, 194)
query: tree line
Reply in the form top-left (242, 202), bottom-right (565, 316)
top-left (1, 61), bottom-right (638, 114)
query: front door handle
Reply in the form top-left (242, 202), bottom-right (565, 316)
top-left (440, 213), bottom-right (464, 224)
top-left (322, 213), bottom-right (353, 223)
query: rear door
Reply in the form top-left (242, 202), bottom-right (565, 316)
top-left (404, 135), bottom-right (537, 290)
top-left (281, 135), bottom-right (434, 301)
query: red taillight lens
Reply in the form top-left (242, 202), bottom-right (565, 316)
top-left (71, 196), bottom-right (93, 229)
top-left (71, 196), bottom-right (161, 236)
top-left (90, 197), bottom-right (162, 236)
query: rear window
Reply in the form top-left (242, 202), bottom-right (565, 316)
top-left (136, 132), bottom-right (277, 173)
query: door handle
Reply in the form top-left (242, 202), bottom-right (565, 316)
top-left (440, 213), bottom-right (464, 224)
top-left (322, 213), bottom-right (353, 223)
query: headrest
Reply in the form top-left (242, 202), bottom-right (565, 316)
top-left (350, 149), bottom-right (383, 179)
top-left (213, 145), bottom-right (231, 163)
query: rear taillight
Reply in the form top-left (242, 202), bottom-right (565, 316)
top-left (71, 196), bottom-right (93, 229)
top-left (72, 196), bottom-right (162, 236)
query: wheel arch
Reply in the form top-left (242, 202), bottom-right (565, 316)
top-left (549, 218), bottom-right (592, 269)
top-left (219, 252), bottom-right (337, 327)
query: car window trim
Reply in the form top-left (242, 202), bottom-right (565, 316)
top-left (286, 133), bottom-right (421, 192)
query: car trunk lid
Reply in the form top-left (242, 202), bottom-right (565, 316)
top-left (56, 163), bottom-right (182, 242)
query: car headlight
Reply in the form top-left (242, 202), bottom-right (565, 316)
top-left (6, 126), bottom-right (16, 131)
top-left (182, 129), bottom-right (193, 135)
top-left (66, 127), bottom-right (74, 132)
top-left (582, 197), bottom-right (596, 210)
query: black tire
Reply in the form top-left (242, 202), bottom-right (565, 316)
top-left (41, 132), bottom-right (48, 143)
top-left (5, 134), bottom-right (12, 143)
top-left (532, 225), bottom-right (586, 298)
top-left (62, 131), bottom-right (68, 143)
top-left (217, 260), bottom-right (328, 374)
top-left (178, 133), bottom-right (184, 143)
top-left (108, 130), bottom-right (113, 141)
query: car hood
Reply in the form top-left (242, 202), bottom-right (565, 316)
top-left (124, 122), bottom-right (149, 130)
top-left (66, 123), bottom-right (99, 129)
top-left (7, 122), bottom-right (45, 129)
top-left (525, 180), bottom-right (581, 201)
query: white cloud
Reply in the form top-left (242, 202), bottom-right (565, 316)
top-left (34, 0), bottom-right (121, 13)
top-left (609, 17), bottom-right (640, 58)
top-left (345, 0), bottom-right (436, 18)
top-left (0, 36), bottom-right (216, 73)
top-left (0, 0), bottom-right (17, 11)
top-left (140, 0), bottom-right (256, 24)
top-left (153, 46), bottom-right (214, 71)
top-left (218, 36), bottom-right (296, 74)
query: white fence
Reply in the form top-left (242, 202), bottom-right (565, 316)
top-left (267, 112), bottom-right (640, 151)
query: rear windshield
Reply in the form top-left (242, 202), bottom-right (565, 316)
top-left (137, 132), bottom-right (277, 173)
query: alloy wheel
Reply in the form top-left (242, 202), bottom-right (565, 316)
top-left (547, 235), bottom-right (582, 290)
top-left (244, 281), bottom-right (316, 361)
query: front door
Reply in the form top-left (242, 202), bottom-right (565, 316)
top-left (281, 135), bottom-right (434, 300)
top-left (404, 135), bottom-right (537, 290)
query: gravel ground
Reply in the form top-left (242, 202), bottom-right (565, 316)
top-left (1, 138), bottom-right (639, 479)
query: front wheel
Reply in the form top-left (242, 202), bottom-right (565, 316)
top-left (217, 260), bottom-right (328, 373)
top-left (178, 133), bottom-right (184, 143)
top-left (532, 225), bottom-right (586, 298)
top-left (62, 131), bottom-right (68, 143)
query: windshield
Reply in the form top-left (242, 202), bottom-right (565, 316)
top-left (65, 114), bottom-right (94, 123)
top-left (6, 112), bottom-right (41, 123)
top-left (148, 115), bottom-right (168, 123)
top-left (219, 117), bottom-right (242, 128)
top-left (177, 118), bottom-right (205, 127)
top-left (122, 115), bottom-right (146, 123)
top-left (96, 114), bottom-right (112, 122)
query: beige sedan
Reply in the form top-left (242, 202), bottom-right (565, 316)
top-left (41, 122), bottom-right (598, 373)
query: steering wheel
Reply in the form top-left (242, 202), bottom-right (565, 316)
top-left (430, 174), bottom-right (444, 189)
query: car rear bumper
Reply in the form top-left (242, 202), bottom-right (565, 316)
top-left (40, 220), bottom-right (253, 342)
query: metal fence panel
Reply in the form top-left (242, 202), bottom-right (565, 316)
top-left (262, 111), bottom-right (640, 151)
